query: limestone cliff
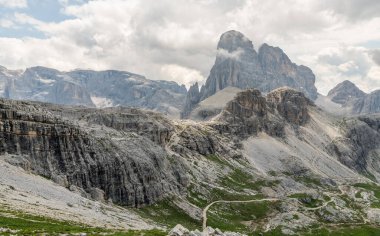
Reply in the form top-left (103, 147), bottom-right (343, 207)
top-left (182, 30), bottom-right (318, 118)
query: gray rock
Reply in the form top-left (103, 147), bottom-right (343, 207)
top-left (267, 87), bottom-right (313, 125)
top-left (181, 82), bottom-right (201, 119)
top-left (0, 98), bottom-right (188, 207)
top-left (184, 30), bottom-right (318, 118)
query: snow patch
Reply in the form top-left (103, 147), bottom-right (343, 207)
top-left (91, 96), bottom-right (114, 108)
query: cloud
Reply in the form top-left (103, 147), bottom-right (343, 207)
top-left (0, 0), bottom-right (27, 8)
top-left (370, 49), bottom-right (380, 66)
top-left (0, 0), bottom-right (379, 91)
top-left (318, 0), bottom-right (380, 22)
top-left (216, 48), bottom-right (244, 60)
top-left (314, 46), bottom-right (380, 93)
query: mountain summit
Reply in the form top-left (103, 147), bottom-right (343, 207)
top-left (327, 80), bottom-right (366, 105)
top-left (183, 30), bottom-right (318, 118)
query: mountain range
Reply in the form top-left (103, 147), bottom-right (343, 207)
top-left (0, 65), bottom-right (187, 118)
top-left (0, 30), bottom-right (380, 235)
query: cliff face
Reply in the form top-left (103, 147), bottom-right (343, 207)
top-left (181, 83), bottom-right (200, 119)
top-left (0, 99), bottom-right (187, 207)
top-left (182, 30), bottom-right (318, 118)
top-left (215, 87), bottom-right (312, 137)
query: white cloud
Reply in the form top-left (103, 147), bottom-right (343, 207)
top-left (0, 0), bottom-right (27, 8)
top-left (313, 46), bottom-right (380, 94)
top-left (216, 48), bottom-right (244, 60)
top-left (0, 19), bottom-right (14, 28)
top-left (0, 0), bottom-right (379, 90)
top-left (160, 64), bottom-right (205, 88)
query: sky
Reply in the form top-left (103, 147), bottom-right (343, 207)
top-left (0, 0), bottom-right (380, 95)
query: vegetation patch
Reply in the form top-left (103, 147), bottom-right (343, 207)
top-left (0, 206), bottom-right (164, 235)
top-left (136, 199), bottom-right (201, 231)
top-left (353, 183), bottom-right (380, 199)
top-left (220, 169), bottom-right (279, 192)
top-left (302, 225), bottom-right (380, 236)
top-left (207, 200), bottom-right (279, 234)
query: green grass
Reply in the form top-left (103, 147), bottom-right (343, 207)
top-left (302, 225), bottom-right (380, 236)
top-left (220, 169), bottom-right (279, 192)
top-left (207, 200), bottom-right (279, 234)
top-left (353, 183), bottom-right (380, 199)
top-left (205, 154), bottom-right (230, 166)
top-left (0, 206), bottom-right (164, 235)
top-left (136, 199), bottom-right (201, 231)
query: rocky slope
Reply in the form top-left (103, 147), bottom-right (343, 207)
top-left (1, 87), bottom-right (380, 235)
top-left (0, 66), bottom-right (187, 117)
top-left (182, 30), bottom-right (318, 118)
top-left (322, 80), bottom-right (380, 115)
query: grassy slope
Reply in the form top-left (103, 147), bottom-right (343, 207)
top-left (0, 206), bottom-right (165, 236)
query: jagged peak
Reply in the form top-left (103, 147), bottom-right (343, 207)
top-left (217, 30), bottom-right (253, 52)
top-left (258, 43), bottom-right (291, 64)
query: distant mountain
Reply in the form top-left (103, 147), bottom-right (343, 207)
top-left (323, 80), bottom-right (380, 115)
top-left (182, 30), bottom-right (318, 118)
top-left (327, 80), bottom-right (366, 105)
top-left (0, 66), bottom-right (187, 117)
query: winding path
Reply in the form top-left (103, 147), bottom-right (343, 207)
top-left (202, 198), bottom-right (279, 230)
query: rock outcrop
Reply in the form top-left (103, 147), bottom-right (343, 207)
top-left (183, 30), bottom-right (318, 118)
top-left (169, 224), bottom-right (247, 236)
top-left (0, 98), bottom-right (188, 207)
top-left (267, 87), bottom-right (312, 125)
top-left (0, 66), bottom-right (187, 117)
top-left (215, 87), bottom-right (312, 137)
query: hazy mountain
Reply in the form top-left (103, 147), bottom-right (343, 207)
top-left (0, 66), bottom-right (187, 117)
top-left (321, 80), bottom-right (380, 115)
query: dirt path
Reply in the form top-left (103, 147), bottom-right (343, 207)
top-left (202, 198), bottom-right (278, 230)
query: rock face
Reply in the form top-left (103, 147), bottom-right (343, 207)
top-left (258, 44), bottom-right (317, 100)
top-left (215, 87), bottom-right (312, 137)
top-left (267, 87), bottom-right (312, 125)
top-left (182, 30), bottom-right (318, 118)
top-left (181, 83), bottom-right (200, 118)
top-left (352, 90), bottom-right (380, 114)
top-left (0, 66), bottom-right (187, 117)
top-left (0, 98), bottom-right (187, 207)
top-left (328, 115), bottom-right (380, 175)
top-left (326, 80), bottom-right (380, 115)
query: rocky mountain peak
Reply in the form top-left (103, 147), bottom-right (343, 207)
top-left (182, 31), bottom-right (319, 118)
top-left (327, 80), bottom-right (366, 105)
top-left (258, 43), bottom-right (292, 70)
top-left (217, 30), bottom-right (253, 52)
